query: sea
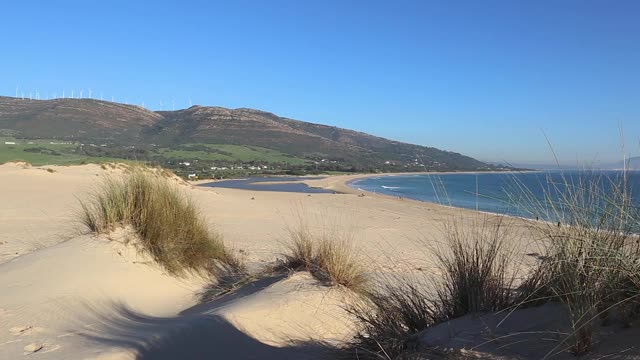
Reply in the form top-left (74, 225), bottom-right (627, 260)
top-left (349, 171), bottom-right (640, 221)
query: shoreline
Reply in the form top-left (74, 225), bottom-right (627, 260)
top-left (301, 170), bottom-right (553, 223)
top-left (301, 169), bottom-right (540, 195)
top-left (191, 170), bottom-right (547, 221)
top-left (190, 170), bottom-right (541, 188)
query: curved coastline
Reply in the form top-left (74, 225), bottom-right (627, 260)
top-left (303, 170), bottom-right (547, 220)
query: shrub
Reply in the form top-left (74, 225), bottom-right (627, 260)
top-left (79, 167), bottom-right (239, 275)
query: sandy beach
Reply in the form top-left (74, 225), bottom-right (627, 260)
top-left (0, 164), bottom-right (495, 358)
top-left (3, 163), bottom-right (638, 359)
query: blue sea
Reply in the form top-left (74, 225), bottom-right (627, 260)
top-left (349, 171), bottom-right (640, 221)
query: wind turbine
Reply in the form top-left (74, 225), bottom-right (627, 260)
top-left (71, 89), bottom-right (74, 98)
top-left (88, 88), bottom-right (92, 98)
top-left (111, 96), bottom-right (114, 102)
top-left (15, 86), bottom-right (18, 98)
top-left (21, 91), bottom-right (24, 99)
top-left (62, 90), bottom-right (65, 98)
top-left (100, 92), bottom-right (103, 101)
top-left (189, 97), bottom-right (192, 107)
top-left (79, 89), bottom-right (83, 98)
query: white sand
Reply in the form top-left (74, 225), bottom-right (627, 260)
top-left (1, 164), bottom-right (444, 358)
top-left (4, 164), bottom-right (635, 359)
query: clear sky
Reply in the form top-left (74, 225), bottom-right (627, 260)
top-left (1, 0), bottom-right (639, 165)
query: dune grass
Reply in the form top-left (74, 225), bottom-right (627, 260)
top-left (281, 225), bottom-right (368, 293)
top-left (431, 217), bottom-right (522, 321)
top-left (347, 169), bottom-right (640, 359)
top-left (79, 167), bottom-right (240, 275)
top-left (510, 170), bottom-right (640, 355)
top-left (347, 216), bottom-right (525, 359)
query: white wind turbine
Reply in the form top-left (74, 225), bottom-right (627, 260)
top-left (71, 89), bottom-right (74, 98)
top-left (88, 88), bottom-right (92, 98)
top-left (79, 89), bottom-right (83, 98)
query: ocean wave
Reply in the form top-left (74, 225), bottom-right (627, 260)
top-left (381, 185), bottom-right (401, 190)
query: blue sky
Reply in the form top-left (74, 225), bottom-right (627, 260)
top-left (1, 0), bottom-right (639, 165)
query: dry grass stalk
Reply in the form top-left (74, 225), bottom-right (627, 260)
top-left (282, 225), bottom-right (368, 293)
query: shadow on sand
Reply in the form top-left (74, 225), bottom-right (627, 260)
top-left (79, 275), bottom-right (340, 360)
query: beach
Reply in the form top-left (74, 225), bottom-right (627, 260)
top-left (0, 164), bottom-right (510, 358)
top-left (3, 163), bottom-right (616, 359)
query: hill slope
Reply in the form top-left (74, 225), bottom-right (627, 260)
top-left (605, 156), bottom-right (640, 171)
top-left (0, 96), bottom-right (161, 141)
top-left (0, 96), bottom-right (497, 171)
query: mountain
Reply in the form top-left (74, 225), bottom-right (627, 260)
top-left (0, 96), bottom-right (501, 172)
top-left (0, 96), bottom-right (161, 141)
top-left (488, 158), bottom-right (640, 171)
top-left (604, 157), bottom-right (640, 171)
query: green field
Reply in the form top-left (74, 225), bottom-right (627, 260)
top-left (0, 138), bottom-right (131, 166)
top-left (153, 144), bottom-right (309, 165)
top-left (0, 138), bottom-right (309, 168)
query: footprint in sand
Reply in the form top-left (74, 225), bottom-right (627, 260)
top-left (23, 343), bottom-right (44, 355)
top-left (22, 342), bottom-right (60, 355)
top-left (10, 326), bottom-right (43, 336)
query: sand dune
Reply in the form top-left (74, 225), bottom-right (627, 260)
top-left (5, 164), bottom-right (636, 359)
top-left (0, 164), bottom-right (444, 359)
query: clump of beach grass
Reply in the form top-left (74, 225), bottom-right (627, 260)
top-left (509, 170), bottom-right (640, 355)
top-left (431, 217), bottom-right (522, 321)
top-left (79, 166), bottom-right (240, 276)
top-left (281, 225), bottom-right (368, 293)
top-left (347, 215), bottom-right (526, 359)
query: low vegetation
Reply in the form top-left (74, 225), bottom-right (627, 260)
top-left (348, 216), bottom-right (525, 359)
top-left (513, 171), bottom-right (640, 355)
top-left (431, 217), bottom-right (522, 321)
top-left (281, 225), bottom-right (368, 293)
top-left (347, 170), bottom-right (640, 359)
top-left (79, 167), bottom-right (240, 275)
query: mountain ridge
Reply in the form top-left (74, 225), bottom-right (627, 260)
top-left (0, 96), bottom-right (502, 172)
